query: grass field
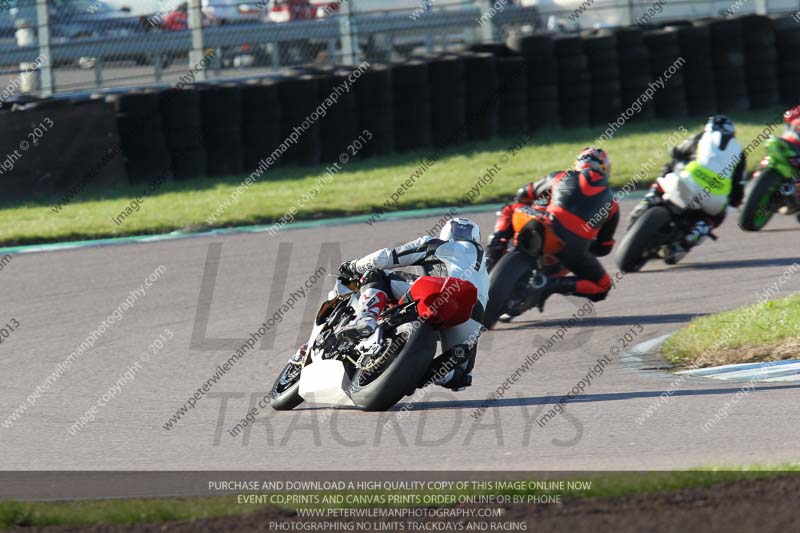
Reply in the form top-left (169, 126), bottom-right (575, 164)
top-left (1, 466), bottom-right (797, 528)
top-left (0, 107), bottom-right (786, 246)
top-left (662, 293), bottom-right (800, 367)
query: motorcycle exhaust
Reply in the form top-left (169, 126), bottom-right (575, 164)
top-left (780, 182), bottom-right (796, 196)
top-left (530, 271), bottom-right (548, 289)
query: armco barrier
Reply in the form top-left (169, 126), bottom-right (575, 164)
top-left (0, 14), bottom-right (794, 199)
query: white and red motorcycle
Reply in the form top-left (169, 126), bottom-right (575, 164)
top-left (269, 274), bottom-right (478, 412)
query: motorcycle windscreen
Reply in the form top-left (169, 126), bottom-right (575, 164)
top-left (410, 276), bottom-right (478, 329)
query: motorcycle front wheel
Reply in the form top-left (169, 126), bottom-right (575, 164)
top-left (739, 168), bottom-right (783, 231)
top-left (269, 354), bottom-right (305, 411)
top-left (484, 251), bottom-right (538, 330)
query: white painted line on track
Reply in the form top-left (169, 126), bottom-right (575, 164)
top-left (677, 359), bottom-right (800, 382)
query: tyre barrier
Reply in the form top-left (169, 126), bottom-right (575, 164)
top-left (508, 33), bottom-right (560, 130)
top-left (108, 90), bottom-right (172, 183)
top-left (353, 63), bottom-right (394, 157)
top-left (159, 88), bottom-right (206, 180)
top-left (643, 30), bottom-right (687, 118)
top-left (0, 99), bottom-right (126, 201)
top-left (312, 67), bottom-right (359, 163)
top-left (708, 18), bottom-right (749, 112)
top-left (614, 27), bottom-right (656, 120)
top-left (240, 82), bottom-right (281, 172)
top-left (391, 60), bottom-right (431, 152)
top-left (496, 56), bottom-right (528, 136)
top-left (670, 22), bottom-right (716, 117)
top-left (277, 75), bottom-right (322, 166)
top-left (775, 16), bottom-right (800, 105)
top-left (554, 35), bottom-right (590, 128)
top-left (1, 14), bottom-right (792, 200)
top-left (463, 52), bottom-right (499, 141)
top-left (427, 55), bottom-right (468, 148)
top-left (200, 84), bottom-right (244, 177)
top-left (742, 15), bottom-right (780, 109)
top-left (583, 33), bottom-right (623, 126)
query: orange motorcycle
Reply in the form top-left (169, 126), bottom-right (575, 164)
top-left (484, 205), bottom-right (563, 329)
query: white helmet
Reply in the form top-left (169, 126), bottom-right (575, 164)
top-left (439, 218), bottom-right (480, 243)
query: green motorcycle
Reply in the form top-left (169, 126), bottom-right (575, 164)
top-left (738, 136), bottom-right (800, 231)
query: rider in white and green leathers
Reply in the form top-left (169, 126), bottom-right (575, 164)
top-left (628, 115), bottom-right (746, 254)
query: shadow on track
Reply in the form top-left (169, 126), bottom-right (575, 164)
top-left (661, 257), bottom-right (800, 271)
top-left (401, 383), bottom-right (800, 412)
top-left (500, 313), bottom-right (704, 331)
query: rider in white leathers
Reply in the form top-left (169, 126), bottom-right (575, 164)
top-left (338, 218), bottom-right (489, 391)
top-left (628, 115), bottom-right (746, 261)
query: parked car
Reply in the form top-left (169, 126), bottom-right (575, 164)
top-left (10, 0), bottom-right (145, 40)
top-left (7, 0), bottom-right (151, 67)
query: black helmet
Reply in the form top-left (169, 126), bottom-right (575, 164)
top-left (705, 115), bottom-right (735, 137)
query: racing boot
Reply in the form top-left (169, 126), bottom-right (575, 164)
top-left (525, 277), bottom-right (577, 312)
top-left (627, 184), bottom-right (662, 229)
top-left (421, 344), bottom-right (476, 392)
top-left (336, 288), bottom-right (387, 341)
top-left (684, 220), bottom-right (711, 249)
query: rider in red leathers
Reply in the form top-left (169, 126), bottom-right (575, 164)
top-left (485, 147), bottom-right (619, 319)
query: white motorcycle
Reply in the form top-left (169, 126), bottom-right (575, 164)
top-left (616, 166), bottom-right (721, 273)
top-left (269, 274), bottom-right (478, 412)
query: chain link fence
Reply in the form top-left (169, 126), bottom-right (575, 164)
top-left (0, 0), bottom-right (796, 98)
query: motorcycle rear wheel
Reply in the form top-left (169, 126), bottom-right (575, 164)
top-left (616, 205), bottom-right (673, 273)
top-left (348, 322), bottom-right (437, 412)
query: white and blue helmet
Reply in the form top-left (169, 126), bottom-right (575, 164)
top-left (439, 218), bottom-right (481, 243)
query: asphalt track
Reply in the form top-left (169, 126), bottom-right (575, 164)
top-left (2, 198), bottom-right (800, 493)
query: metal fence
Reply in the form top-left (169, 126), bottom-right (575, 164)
top-left (0, 0), bottom-right (795, 98)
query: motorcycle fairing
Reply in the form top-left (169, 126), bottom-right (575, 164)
top-left (410, 276), bottom-right (478, 329)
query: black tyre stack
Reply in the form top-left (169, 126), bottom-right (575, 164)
top-left (553, 35), bottom-right (588, 128)
top-left (315, 71), bottom-right (359, 163)
top-left (741, 15), bottom-right (780, 109)
top-left (465, 42), bottom-right (514, 57)
top-left (427, 55), bottom-right (467, 148)
top-left (496, 56), bottom-right (528, 136)
top-left (670, 23), bottom-right (716, 116)
top-left (583, 34), bottom-right (622, 126)
top-left (159, 89), bottom-right (206, 180)
top-left (614, 27), bottom-right (655, 120)
top-left (277, 75), bottom-right (322, 166)
top-left (509, 34), bottom-right (560, 130)
top-left (353, 64), bottom-right (394, 158)
top-left (200, 85), bottom-right (244, 177)
top-left (463, 52), bottom-right (498, 141)
top-left (109, 91), bottom-right (171, 183)
top-left (642, 30), bottom-right (688, 118)
top-left (240, 82), bottom-right (281, 172)
top-left (707, 18), bottom-right (749, 112)
top-left (392, 60), bottom-right (432, 152)
top-left (775, 16), bottom-right (800, 105)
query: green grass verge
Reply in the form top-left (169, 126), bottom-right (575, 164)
top-left (2, 465), bottom-right (798, 528)
top-left (0, 107), bottom-right (785, 246)
top-left (662, 293), bottom-right (800, 367)
top-left (0, 495), bottom-right (263, 529)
